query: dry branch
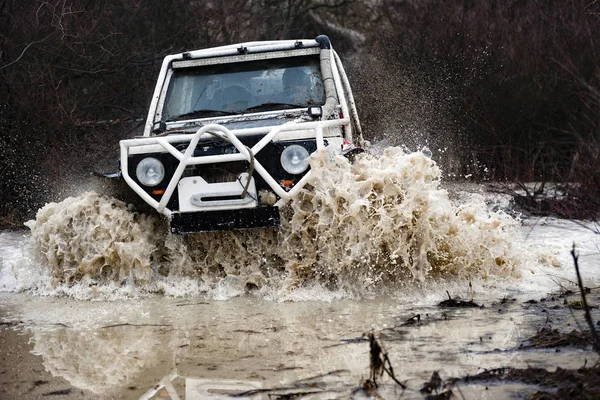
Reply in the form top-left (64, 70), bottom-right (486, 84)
top-left (571, 245), bottom-right (600, 353)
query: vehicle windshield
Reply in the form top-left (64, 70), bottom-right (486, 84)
top-left (162, 56), bottom-right (325, 122)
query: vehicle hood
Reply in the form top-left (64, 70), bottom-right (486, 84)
top-left (169, 113), bottom-right (309, 133)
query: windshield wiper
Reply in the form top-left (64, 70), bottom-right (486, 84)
top-left (242, 103), bottom-right (305, 113)
top-left (166, 109), bottom-right (237, 121)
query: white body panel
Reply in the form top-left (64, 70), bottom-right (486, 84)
top-left (119, 37), bottom-right (363, 224)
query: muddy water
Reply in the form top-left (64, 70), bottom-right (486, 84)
top-left (1, 148), bottom-right (600, 399)
top-left (0, 278), bottom-right (598, 399)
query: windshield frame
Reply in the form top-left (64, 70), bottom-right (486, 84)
top-left (155, 49), bottom-right (325, 128)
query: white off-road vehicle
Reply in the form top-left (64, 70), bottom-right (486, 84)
top-left (117, 35), bottom-right (363, 233)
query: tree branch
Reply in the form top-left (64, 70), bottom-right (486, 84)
top-left (0, 33), bottom-right (54, 71)
top-left (571, 244), bottom-right (600, 354)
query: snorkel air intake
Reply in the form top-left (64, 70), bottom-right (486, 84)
top-left (316, 35), bottom-right (338, 120)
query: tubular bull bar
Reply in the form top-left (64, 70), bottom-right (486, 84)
top-left (120, 119), bottom-right (348, 218)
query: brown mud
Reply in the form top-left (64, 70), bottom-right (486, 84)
top-left (380, 287), bottom-right (600, 399)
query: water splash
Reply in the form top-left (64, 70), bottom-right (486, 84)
top-left (21, 147), bottom-right (525, 298)
top-left (25, 194), bottom-right (164, 285)
top-left (281, 147), bottom-right (520, 291)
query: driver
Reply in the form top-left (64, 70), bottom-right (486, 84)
top-left (215, 84), bottom-right (252, 111)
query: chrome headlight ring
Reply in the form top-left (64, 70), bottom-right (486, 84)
top-left (280, 145), bottom-right (310, 175)
top-left (136, 157), bottom-right (165, 187)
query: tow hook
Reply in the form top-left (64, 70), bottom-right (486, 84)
top-left (341, 141), bottom-right (365, 160)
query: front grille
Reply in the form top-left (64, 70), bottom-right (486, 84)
top-left (182, 161), bottom-right (250, 183)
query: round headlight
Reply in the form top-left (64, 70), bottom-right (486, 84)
top-left (136, 157), bottom-right (165, 187)
top-left (280, 145), bottom-right (310, 175)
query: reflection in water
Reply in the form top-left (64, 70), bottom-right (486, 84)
top-left (140, 374), bottom-right (264, 400)
top-left (17, 296), bottom-right (598, 399)
top-left (31, 326), bottom-right (173, 394)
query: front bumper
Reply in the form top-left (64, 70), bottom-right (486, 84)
top-left (119, 122), bottom-right (347, 232)
top-left (170, 206), bottom-right (280, 233)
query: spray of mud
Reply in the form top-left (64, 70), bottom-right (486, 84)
top-left (24, 147), bottom-right (524, 298)
top-left (25, 195), bottom-right (165, 285)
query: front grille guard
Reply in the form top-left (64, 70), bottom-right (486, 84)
top-left (120, 119), bottom-right (347, 218)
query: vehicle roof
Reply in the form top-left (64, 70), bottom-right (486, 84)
top-left (167, 39), bottom-right (322, 62)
